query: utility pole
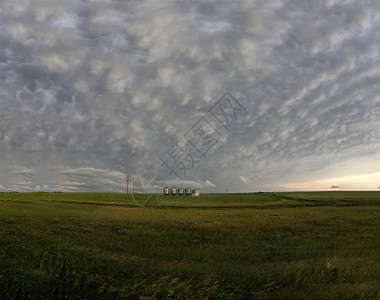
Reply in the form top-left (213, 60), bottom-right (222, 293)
top-left (126, 175), bottom-right (130, 200)
top-left (132, 176), bottom-right (135, 195)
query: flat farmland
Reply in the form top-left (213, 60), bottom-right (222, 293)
top-left (0, 192), bottom-right (379, 299)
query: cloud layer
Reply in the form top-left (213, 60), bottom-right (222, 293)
top-left (0, 0), bottom-right (379, 192)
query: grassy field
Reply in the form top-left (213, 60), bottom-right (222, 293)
top-left (0, 192), bottom-right (379, 299)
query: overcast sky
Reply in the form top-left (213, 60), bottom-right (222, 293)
top-left (0, 0), bottom-right (379, 193)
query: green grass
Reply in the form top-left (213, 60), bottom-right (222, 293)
top-left (0, 192), bottom-right (379, 299)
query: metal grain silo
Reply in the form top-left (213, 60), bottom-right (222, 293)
top-left (192, 189), bottom-right (200, 197)
top-left (185, 187), bottom-right (191, 196)
top-left (171, 187), bottom-right (177, 195)
top-left (163, 187), bottom-right (169, 196)
top-left (178, 188), bottom-right (184, 195)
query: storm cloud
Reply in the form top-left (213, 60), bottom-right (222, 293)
top-left (0, 0), bottom-right (379, 192)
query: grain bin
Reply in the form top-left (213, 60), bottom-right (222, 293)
top-left (171, 187), bottom-right (177, 195)
top-left (192, 189), bottom-right (200, 197)
top-left (178, 188), bottom-right (184, 196)
top-left (163, 187), bottom-right (169, 196)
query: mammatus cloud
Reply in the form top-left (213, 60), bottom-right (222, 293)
top-left (164, 179), bottom-right (216, 189)
top-left (240, 175), bottom-right (250, 185)
top-left (0, 165), bottom-right (127, 192)
top-left (0, 0), bottom-right (379, 192)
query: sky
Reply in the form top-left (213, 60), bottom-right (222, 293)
top-left (0, 0), bottom-right (379, 193)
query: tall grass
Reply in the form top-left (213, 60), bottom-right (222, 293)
top-left (0, 192), bottom-right (379, 298)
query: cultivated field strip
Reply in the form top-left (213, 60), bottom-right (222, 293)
top-left (1, 192), bottom-right (379, 210)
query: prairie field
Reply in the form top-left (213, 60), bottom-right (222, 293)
top-left (0, 192), bottom-right (379, 299)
